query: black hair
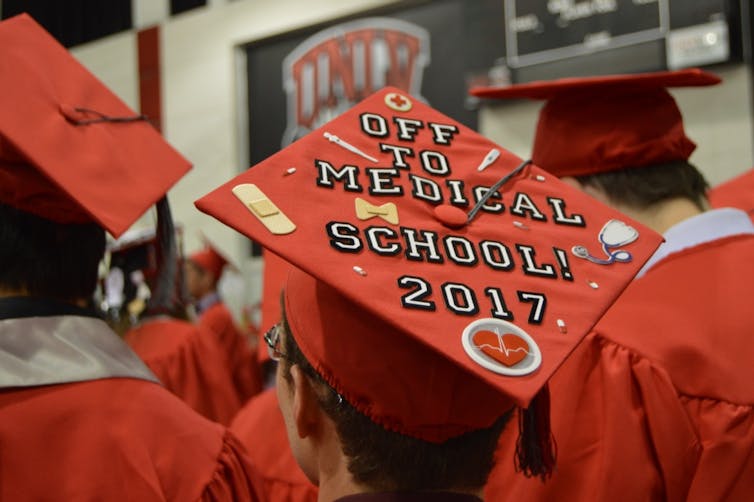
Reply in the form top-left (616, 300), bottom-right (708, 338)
top-left (576, 161), bottom-right (710, 211)
top-left (0, 203), bottom-right (105, 302)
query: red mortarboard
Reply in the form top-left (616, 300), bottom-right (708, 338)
top-left (0, 14), bottom-right (190, 237)
top-left (196, 88), bottom-right (663, 457)
top-left (188, 238), bottom-right (233, 280)
top-left (709, 169), bottom-right (754, 219)
top-left (470, 69), bottom-right (721, 177)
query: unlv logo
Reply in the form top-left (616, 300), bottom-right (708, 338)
top-left (282, 18), bottom-right (430, 146)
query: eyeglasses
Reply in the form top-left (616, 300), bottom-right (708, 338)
top-left (264, 321), bottom-right (345, 405)
top-left (263, 323), bottom-right (286, 362)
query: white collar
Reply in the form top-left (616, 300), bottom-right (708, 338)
top-left (637, 208), bottom-right (754, 278)
top-left (0, 315), bottom-right (158, 389)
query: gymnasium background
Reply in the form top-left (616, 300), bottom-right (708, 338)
top-left (2, 0), bottom-right (751, 322)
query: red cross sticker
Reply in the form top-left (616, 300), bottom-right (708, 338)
top-left (384, 92), bottom-right (412, 112)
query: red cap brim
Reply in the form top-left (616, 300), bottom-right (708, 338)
top-left (470, 68), bottom-right (721, 100)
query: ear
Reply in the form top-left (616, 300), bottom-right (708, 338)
top-left (290, 365), bottom-right (323, 439)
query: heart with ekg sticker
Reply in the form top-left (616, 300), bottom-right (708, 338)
top-left (599, 219), bottom-right (639, 248)
top-left (472, 330), bottom-right (530, 367)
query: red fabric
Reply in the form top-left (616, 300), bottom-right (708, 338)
top-left (125, 318), bottom-right (244, 425)
top-left (470, 68), bottom-right (721, 100)
top-left (200, 302), bottom-right (263, 403)
top-left (709, 169), bottom-right (754, 220)
top-left (0, 156), bottom-right (90, 223)
top-left (231, 388), bottom-right (319, 502)
top-left (530, 88), bottom-right (695, 177)
top-left (0, 378), bottom-right (266, 501)
top-left (0, 15), bottom-right (190, 237)
top-left (485, 234), bottom-right (754, 501)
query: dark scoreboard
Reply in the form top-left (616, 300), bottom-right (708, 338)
top-left (507, 0), bottom-right (664, 67)
top-left (501, 0), bottom-right (739, 81)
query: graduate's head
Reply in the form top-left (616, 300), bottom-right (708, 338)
top-left (0, 202), bottom-right (105, 302)
top-left (196, 87), bottom-right (664, 491)
top-left (270, 300), bottom-right (512, 492)
top-left (185, 242), bottom-right (229, 299)
top-left (0, 15), bottom-right (189, 303)
top-left (105, 222), bottom-right (190, 332)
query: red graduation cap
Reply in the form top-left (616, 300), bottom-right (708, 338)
top-left (470, 69), bottom-right (721, 177)
top-left (0, 14), bottom-right (190, 237)
top-left (196, 87), bottom-right (663, 473)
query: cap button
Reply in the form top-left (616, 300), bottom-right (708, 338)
top-left (433, 204), bottom-right (467, 229)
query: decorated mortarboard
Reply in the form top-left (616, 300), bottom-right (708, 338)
top-left (0, 14), bottom-right (190, 237)
top-left (470, 69), bottom-right (721, 177)
top-left (196, 87), bottom-right (663, 475)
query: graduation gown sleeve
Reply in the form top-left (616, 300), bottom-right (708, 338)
top-left (486, 235), bottom-right (754, 502)
top-left (200, 302), bottom-right (263, 402)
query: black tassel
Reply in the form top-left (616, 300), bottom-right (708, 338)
top-left (514, 384), bottom-right (557, 481)
top-left (145, 196), bottom-right (185, 318)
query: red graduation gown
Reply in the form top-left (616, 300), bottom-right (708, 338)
top-left (485, 229), bottom-right (754, 501)
top-left (0, 378), bottom-right (266, 501)
top-left (709, 168), bottom-right (754, 219)
top-left (0, 303), bottom-right (266, 502)
top-left (125, 317), bottom-right (243, 425)
top-left (199, 301), bottom-right (263, 402)
top-left (231, 388), bottom-right (319, 502)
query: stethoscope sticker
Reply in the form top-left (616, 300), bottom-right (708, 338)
top-left (572, 219), bottom-right (639, 265)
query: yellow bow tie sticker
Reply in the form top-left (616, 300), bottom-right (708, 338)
top-left (355, 197), bottom-right (400, 225)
